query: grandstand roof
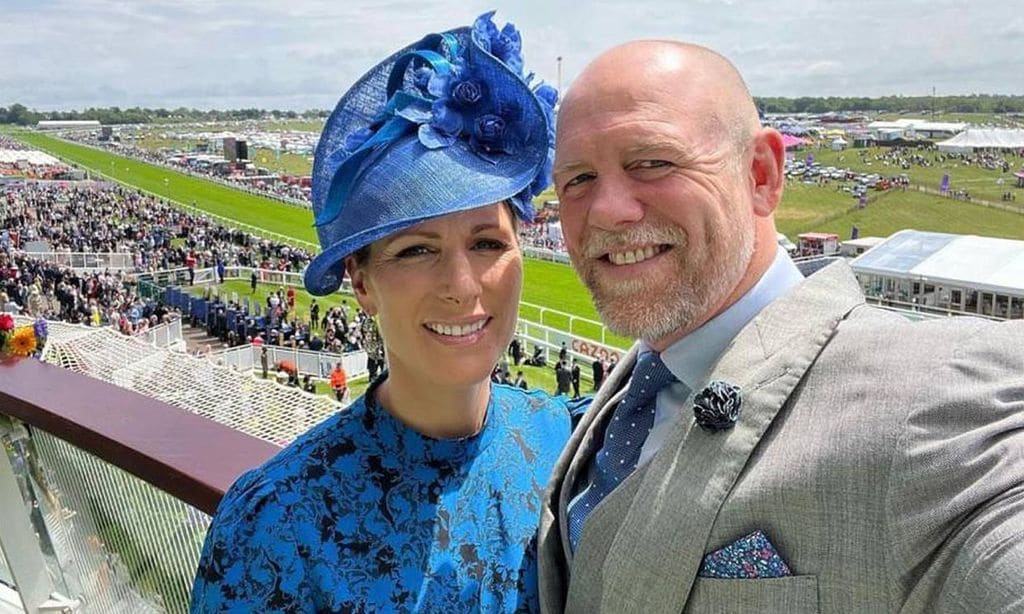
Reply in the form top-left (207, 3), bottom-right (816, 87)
top-left (850, 229), bottom-right (1024, 297)
top-left (0, 149), bottom-right (62, 165)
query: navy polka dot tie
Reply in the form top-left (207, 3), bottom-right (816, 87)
top-left (567, 351), bottom-right (679, 552)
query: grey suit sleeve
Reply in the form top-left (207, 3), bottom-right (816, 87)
top-left (891, 320), bottom-right (1024, 612)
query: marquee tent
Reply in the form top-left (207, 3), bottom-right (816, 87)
top-left (782, 134), bottom-right (810, 149)
top-left (936, 128), bottom-right (1024, 153)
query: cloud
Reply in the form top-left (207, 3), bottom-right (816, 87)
top-left (1, 0), bottom-right (1021, 110)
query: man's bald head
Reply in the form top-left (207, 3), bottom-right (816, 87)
top-left (560, 40), bottom-right (760, 154)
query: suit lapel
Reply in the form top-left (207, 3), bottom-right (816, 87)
top-left (592, 261), bottom-right (866, 613)
top-left (539, 345), bottom-right (640, 612)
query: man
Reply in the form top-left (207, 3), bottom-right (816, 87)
top-left (509, 336), bottom-right (523, 366)
top-left (591, 357), bottom-right (605, 391)
top-left (538, 41), bottom-right (1024, 613)
top-left (329, 362), bottom-right (348, 403)
top-left (310, 299), bottom-right (320, 332)
top-left (555, 359), bottom-right (573, 397)
top-left (512, 370), bottom-right (529, 390)
top-left (570, 358), bottom-right (581, 400)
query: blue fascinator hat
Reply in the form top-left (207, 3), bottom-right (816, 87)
top-left (304, 11), bottom-right (558, 296)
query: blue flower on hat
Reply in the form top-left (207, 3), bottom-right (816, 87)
top-left (342, 11), bottom-right (555, 199)
top-left (472, 10), bottom-right (523, 75)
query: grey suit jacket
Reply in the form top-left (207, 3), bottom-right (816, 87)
top-left (539, 260), bottom-right (1024, 613)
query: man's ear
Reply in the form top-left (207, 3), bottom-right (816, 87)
top-left (749, 128), bottom-right (786, 218)
top-left (344, 256), bottom-right (377, 316)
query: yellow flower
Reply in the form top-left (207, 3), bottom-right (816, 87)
top-left (8, 326), bottom-right (37, 357)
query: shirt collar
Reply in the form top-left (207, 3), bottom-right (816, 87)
top-left (651, 245), bottom-right (804, 389)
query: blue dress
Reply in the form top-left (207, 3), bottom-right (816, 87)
top-left (191, 380), bottom-right (586, 613)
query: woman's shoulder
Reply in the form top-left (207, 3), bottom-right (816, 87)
top-left (215, 397), bottom-right (372, 520)
top-left (492, 384), bottom-right (591, 424)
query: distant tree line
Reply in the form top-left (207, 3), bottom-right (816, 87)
top-left (3, 95), bottom-right (1024, 126)
top-left (755, 94), bottom-right (1024, 115)
top-left (0, 103), bottom-right (330, 126)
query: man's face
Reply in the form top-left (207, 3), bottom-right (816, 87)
top-left (553, 80), bottom-right (755, 347)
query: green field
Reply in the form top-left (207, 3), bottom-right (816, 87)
top-left (798, 145), bottom-right (1024, 205)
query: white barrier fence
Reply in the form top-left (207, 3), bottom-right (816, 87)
top-left (14, 250), bottom-right (136, 272)
top-left (134, 317), bottom-right (184, 349)
top-left (514, 319), bottom-right (624, 384)
top-left (522, 246), bottom-right (572, 264)
top-left (216, 344), bottom-right (368, 380)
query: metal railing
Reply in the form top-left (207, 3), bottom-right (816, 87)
top-left (521, 245), bottom-right (572, 264)
top-left (0, 357), bottom-right (279, 614)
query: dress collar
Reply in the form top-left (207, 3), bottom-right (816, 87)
top-left (362, 372), bottom-right (501, 463)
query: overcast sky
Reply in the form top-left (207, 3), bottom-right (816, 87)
top-left (3, 0), bottom-right (1022, 111)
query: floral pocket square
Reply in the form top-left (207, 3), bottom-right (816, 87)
top-left (698, 530), bottom-right (792, 579)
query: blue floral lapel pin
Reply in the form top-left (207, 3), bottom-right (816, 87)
top-left (693, 380), bottom-right (742, 432)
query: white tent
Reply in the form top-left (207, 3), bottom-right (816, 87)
top-left (936, 128), bottom-right (1024, 153)
top-left (831, 137), bottom-right (848, 151)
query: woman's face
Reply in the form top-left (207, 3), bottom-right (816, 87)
top-left (347, 203), bottom-right (522, 388)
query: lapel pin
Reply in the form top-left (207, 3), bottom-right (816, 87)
top-left (693, 380), bottom-right (742, 432)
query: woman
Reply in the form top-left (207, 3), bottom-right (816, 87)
top-left (191, 12), bottom-right (580, 613)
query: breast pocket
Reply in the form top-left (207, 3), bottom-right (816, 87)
top-left (684, 575), bottom-right (819, 613)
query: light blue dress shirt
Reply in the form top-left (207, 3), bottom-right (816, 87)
top-left (637, 246), bottom-right (805, 466)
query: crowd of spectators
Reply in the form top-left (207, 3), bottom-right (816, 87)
top-left (2, 182), bottom-right (312, 273)
top-left (0, 251), bottom-right (179, 336)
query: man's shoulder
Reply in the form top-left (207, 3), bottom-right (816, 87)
top-left (825, 306), bottom-right (1024, 367)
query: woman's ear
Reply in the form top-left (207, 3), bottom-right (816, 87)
top-left (345, 256), bottom-right (377, 316)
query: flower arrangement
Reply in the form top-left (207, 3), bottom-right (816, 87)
top-left (0, 314), bottom-right (48, 359)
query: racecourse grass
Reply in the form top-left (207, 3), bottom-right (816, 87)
top-left (12, 130), bottom-right (319, 244)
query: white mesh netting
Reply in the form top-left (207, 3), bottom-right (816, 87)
top-left (22, 317), bottom-right (342, 447)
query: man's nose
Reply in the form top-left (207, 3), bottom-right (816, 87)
top-left (587, 174), bottom-right (644, 230)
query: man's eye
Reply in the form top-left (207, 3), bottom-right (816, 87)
top-left (633, 159), bottom-right (672, 170)
top-left (564, 172), bottom-right (596, 188)
top-left (394, 245), bottom-right (432, 258)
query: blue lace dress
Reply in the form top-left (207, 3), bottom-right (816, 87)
top-left (191, 380), bottom-right (586, 613)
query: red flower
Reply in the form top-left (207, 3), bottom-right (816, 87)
top-left (0, 314), bottom-right (14, 332)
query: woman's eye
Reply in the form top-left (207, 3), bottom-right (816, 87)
top-left (394, 245), bottom-right (432, 258)
top-left (473, 238), bottom-right (507, 251)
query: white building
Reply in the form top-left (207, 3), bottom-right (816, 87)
top-left (36, 120), bottom-right (101, 130)
top-left (866, 119), bottom-right (967, 141)
top-left (850, 229), bottom-right (1024, 319)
